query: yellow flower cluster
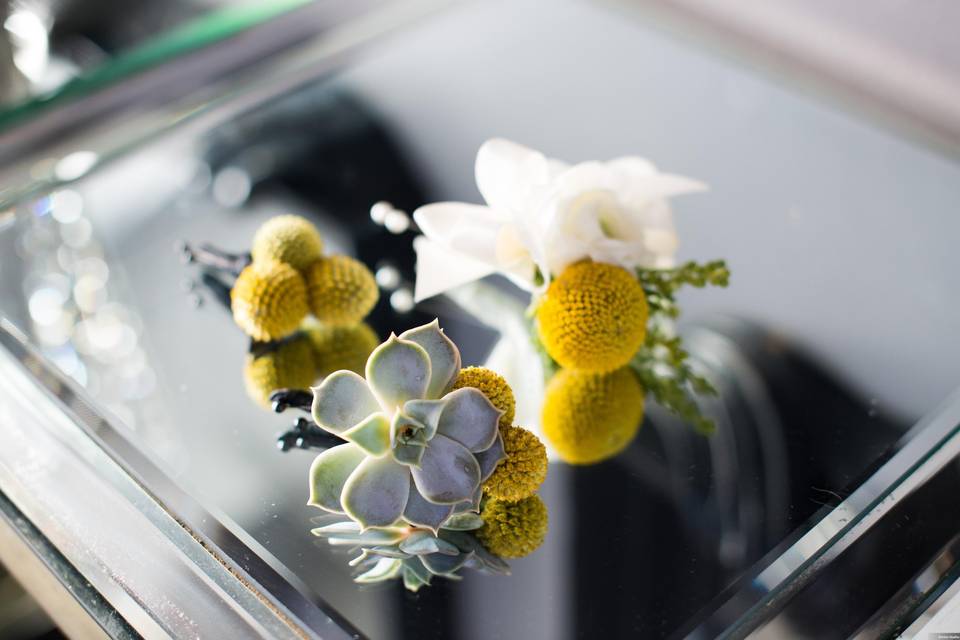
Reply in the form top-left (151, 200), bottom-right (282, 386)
top-left (451, 366), bottom-right (515, 430)
top-left (243, 336), bottom-right (317, 407)
top-left (231, 215), bottom-right (379, 341)
top-left (231, 260), bottom-right (309, 342)
top-left (251, 215), bottom-right (324, 271)
top-left (454, 366), bottom-right (549, 559)
top-left (304, 321), bottom-right (380, 379)
top-left (542, 366), bottom-right (644, 464)
top-left (483, 426), bottom-right (547, 501)
top-left (243, 321), bottom-right (379, 407)
top-left (476, 495), bottom-right (548, 559)
top-left (534, 260), bottom-right (650, 465)
top-left (305, 255), bottom-right (379, 327)
top-left (536, 260), bottom-right (648, 373)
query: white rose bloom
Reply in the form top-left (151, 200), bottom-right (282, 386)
top-left (412, 139), bottom-right (705, 302)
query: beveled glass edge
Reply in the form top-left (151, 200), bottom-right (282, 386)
top-left (0, 489), bottom-right (140, 639)
top-left (0, 318), bottom-right (363, 639)
top-left (683, 385), bottom-right (960, 638)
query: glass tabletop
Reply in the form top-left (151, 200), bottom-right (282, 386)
top-left (1, 1), bottom-right (959, 638)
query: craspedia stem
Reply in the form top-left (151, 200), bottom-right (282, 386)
top-left (270, 388), bottom-right (314, 413)
top-left (177, 241), bottom-right (251, 277)
top-left (277, 417), bottom-right (344, 452)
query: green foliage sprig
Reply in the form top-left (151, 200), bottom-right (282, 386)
top-left (630, 260), bottom-right (730, 434)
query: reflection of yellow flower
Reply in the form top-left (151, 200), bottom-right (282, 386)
top-left (305, 255), bottom-right (378, 326)
top-left (483, 426), bottom-right (547, 501)
top-left (231, 260), bottom-right (309, 341)
top-left (243, 336), bottom-right (316, 407)
top-left (304, 321), bottom-right (379, 378)
top-left (251, 215), bottom-right (324, 272)
top-left (542, 367), bottom-right (644, 464)
top-left (477, 495), bottom-right (548, 559)
top-left (451, 366), bottom-right (515, 430)
top-left (537, 261), bottom-right (648, 372)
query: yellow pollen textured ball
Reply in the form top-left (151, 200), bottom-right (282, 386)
top-left (451, 367), bottom-right (516, 430)
top-left (251, 215), bottom-right (324, 272)
top-left (305, 255), bottom-right (379, 326)
top-left (243, 336), bottom-right (317, 408)
top-left (537, 261), bottom-right (648, 373)
top-left (231, 260), bottom-right (309, 342)
top-left (542, 366), bottom-right (645, 465)
top-left (483, 426), bottom-right (547, 501)
top-left (304, 321), bottom-right (380, 379)
top-left (477, 495), bottom-right (548, 559)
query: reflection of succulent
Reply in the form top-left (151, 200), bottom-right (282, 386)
top-left (311, 511), bottom-right (510, 592)
top-left (304, 321), bottom-right (379, 379)
top-left (542, 366), bottom-right (644, 464)
top-left (306, 255), bottom-right (379, 327)
top-left (231, 260), bottom-right (309, 341)
top-left (308, 320), bottom-right (506, 531)
top-left (483, 426), bottom-right (547, 500)
top-left (476, 495), bottom-right (548, 559)
top-left (251, 214), bottom-right (324, 271)
top-left (451, 366), bottom-right (516, 431)
top-left (537, 260), bottom-right (648, 373)
top-left (243, 336), bottom-right (316, 407)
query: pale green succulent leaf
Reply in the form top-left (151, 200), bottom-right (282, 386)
top-left (393, 441), bottom-right (426, 467)
top-left (402, 477), bottom-right (453, 532)
top-left (399, 531), bottom-right (460, 556)
top-left (307, 444), bottom-right (366, 513)
top-left (342, 456), bottom-right (411, 529)
top-left (438, 529), bottom-right (476, 553)
top-left (400, 398), bottom-right (446, 441)
top-left (410, 434), bottom-right (481, 504)
top-left (398, 531), bottom-right (439, 556)
top-left (404, 557), bottom-right (433, 584)
top-left (475, 431), bottom-right (505, 483)
top-left (389, 410), bottom-right (431, 449)
top-left (311, 521), bottom-right (361, 535)
top-left (311, 371), bottom-right (379, 434)
top-left (356, 557), bottom-right (403, 583)
top-left (441, 512), bottom-right (485, 531)
top-left (321, 528), bottom-right (407, 546)
top-left (367, 546), bottom-right (410, 559)
top-left (435, 387), bottom-right (501, 452)
top-left (342, 412), bottom-right (391, 456)
top-left (402, 565), bottom-right (428, 592)
top-left (471, 545), bottom-right (512, 575)
top-left (399, 320), bottom-right (461, 399)
top-left (365, 335), bottom-right (431, 411)
top-left (422, 550), bottom-right (471, 576)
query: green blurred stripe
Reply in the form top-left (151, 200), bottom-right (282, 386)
top-left (0, 0), bottom-right (311, 131)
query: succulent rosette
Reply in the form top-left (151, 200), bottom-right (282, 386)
top-left (308, 320), bottom-right (506, 531)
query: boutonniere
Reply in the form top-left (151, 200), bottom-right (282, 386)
top-left (412, 139), bottom-right (729, 464)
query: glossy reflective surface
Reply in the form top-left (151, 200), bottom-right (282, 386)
top-left (1, 1), bottom-right (959, 638)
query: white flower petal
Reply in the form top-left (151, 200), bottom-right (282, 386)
top-left (413, 202), bottom-right (508, 241)
top-left (413, 237), bottom-right (498, 302)
top-left (475, 138), bottom-right (551, 211)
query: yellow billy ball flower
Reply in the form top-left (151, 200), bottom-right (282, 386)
top-left (303, 321), bottom-right (379, 379)
top-left (477, 495), bottom-right (548, 559)
top-left (251, 215), bottom-right (324, 272)
top-left (451, 366), bottom-right (515, 430)
top-left (542, 366), bottom-right (644, 465)
top-left (305, 255), bottom-right (379, 326)
top-left (231, 260), bottom-right (309, 341)
top-left (483, 426), bottom-right (547, 501)
top-left (243, 336), bottom-right (316, 408)
top-left (536, 261), bottom-right (648, 372)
